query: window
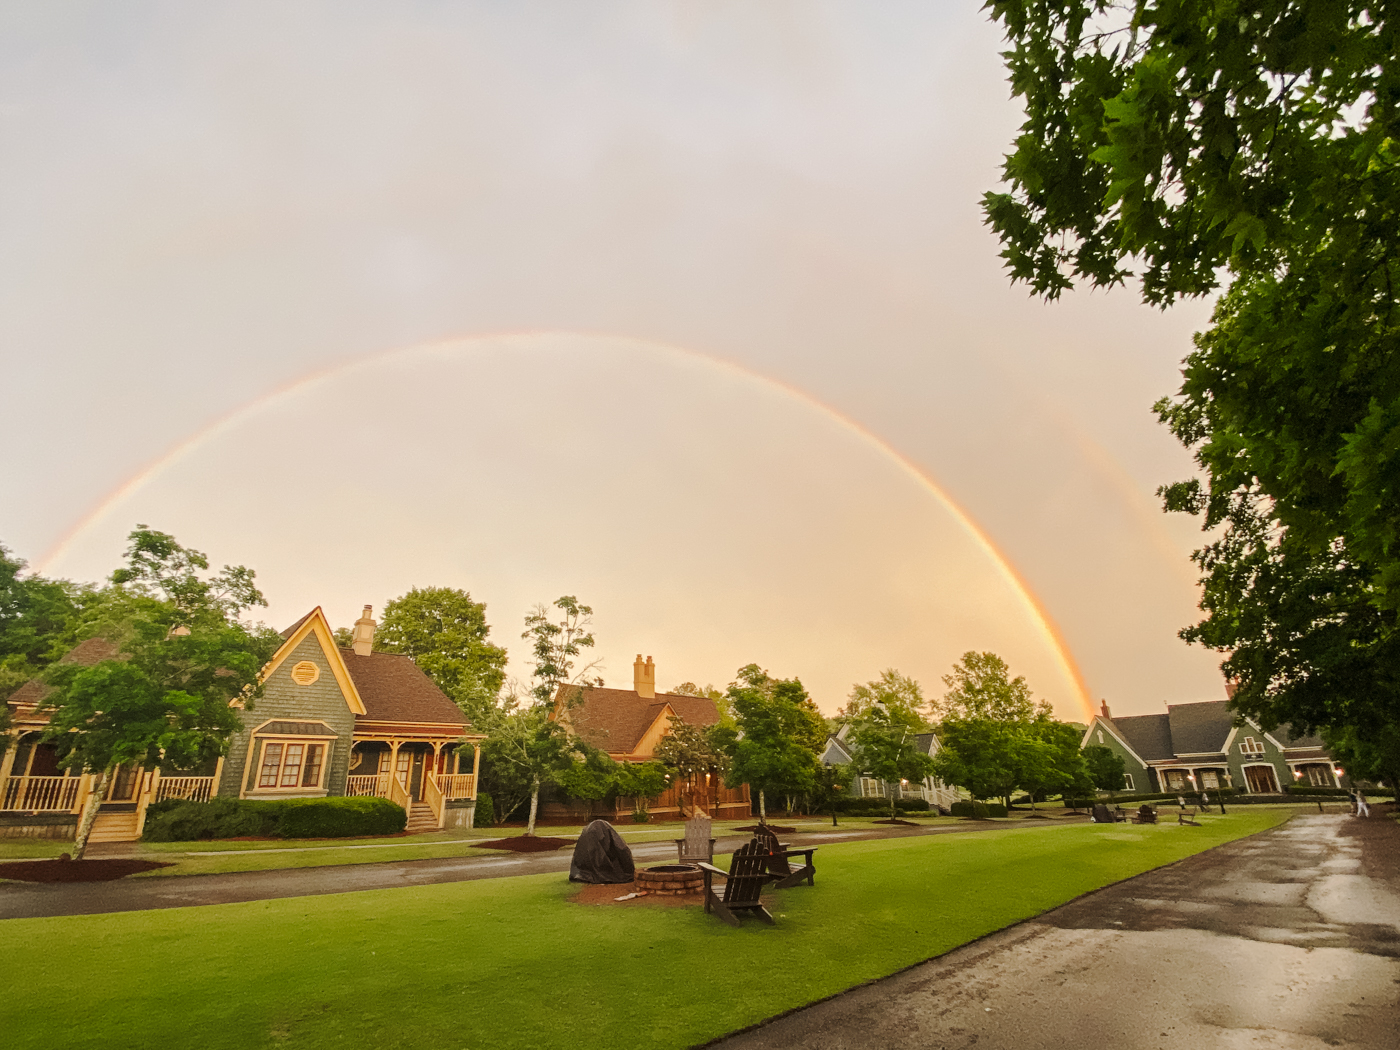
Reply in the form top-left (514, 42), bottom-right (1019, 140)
top-left (1122, 774), bottom-right (1134, 791)
top-left (1201, 770), bottom-right (1220, 789)
top-left (1097, 730), bottom-right (1104, 744)
top-left (256, 741), bottom-right (326, 789)
top-left (1240, 736), bottom-right (1265, 755)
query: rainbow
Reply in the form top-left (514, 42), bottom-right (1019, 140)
top-left (39, 330), bottom-right (1095, 720)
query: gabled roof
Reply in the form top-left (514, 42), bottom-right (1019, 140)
top-left (821, 735), bottom-right (854, 765)
top-left (263, 607), bottom-right (365, 715)
top-left (1166, 700), bottom-right (1232, 754)
top-left (6, 637), bottom-right (121, 711)
top-left (559, 686), bottom-right (721, 755)
top-left (1104, 713), bottom-right (1174, 762)
top-left (341, 649), bottom-right (467, 727)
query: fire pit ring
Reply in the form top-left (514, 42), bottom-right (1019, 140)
top-left (635, 863), bottom-right (704, 896)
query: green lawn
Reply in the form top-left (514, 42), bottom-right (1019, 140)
top-left (1, 809), bottom-right (1288, 1049)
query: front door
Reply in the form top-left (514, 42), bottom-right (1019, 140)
top-left (107, 764), bottom-right (141, 802)
top-left (1244, 765), bottom-right (1279, 794)
top-left (409, 751), bottom-right (425, 801)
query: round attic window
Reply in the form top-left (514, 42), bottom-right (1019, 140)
top-left (290, 661), bottom-right (320, 686)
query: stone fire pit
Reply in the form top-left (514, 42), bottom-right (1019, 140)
top-left (635, 863), bottom-right (704, 896)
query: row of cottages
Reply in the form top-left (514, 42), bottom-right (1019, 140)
top-left (0, 606), bottom-right (483, 842)
top-left (820, 725), bottom-right (964, 810)
top-left (1082, 698), bottom-right (1348, 796)
top-left (544, 655), bottom-right (751, 823)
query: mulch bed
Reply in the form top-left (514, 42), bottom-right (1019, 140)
top-left (0, 857), bottom-right (174, 883)
top-left (733, 824), bottom-right (797, 834)
top-left (474, 836), bottom-right (575, 853)
top-left (872, 818), bottom-right (921, 826)
top-left (570, 880), bottom-right (705, 908)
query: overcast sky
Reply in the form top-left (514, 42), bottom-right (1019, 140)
top-left (0, 1), bottom-right (1223, 718)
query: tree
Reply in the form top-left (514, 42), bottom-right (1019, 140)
top-left (1020, 719), bottom-right (1092, 809)
top-left (1322, 724), bottom-right (1400, 796)
top-left (932, 651), bottom-right (1049, 724)
top-left (721, 664), bottom-right (826, 821)
top-left (811, 763), bottom-right (849, 827)
top-left (983, 2), bottom-right (1400, 740)
top-left (1083, 744), bottom-right (1128, 799)
top-left (38, 528), bottom-right (277, 857)
top-left (654, 718), bottom-right (729, 817)
top-left (1, 544), bottom-right (84, 754)
top-left (838, 669), bottom-right (930, 730)
top-left (930, 717), bottom-right (1027, 806)
top-left (521, 596), bottom-right (601, 706)
top-left (478, 698), bottom-right (576, 835)
top-left (374, 586), bottom-right (508, 724)
top-left (847, 704), bottom-right (937, 819)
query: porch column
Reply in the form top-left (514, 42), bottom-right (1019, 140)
top-left (387, 740), bottom-right (402, 793)
top-left (0, 733), bottom-right (17, 785)
top-left (471, 742), bottom-right (482, 797)
top-left (430, 741), bottom-right (443, 779)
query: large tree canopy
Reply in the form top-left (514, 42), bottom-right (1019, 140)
top-left (985, 1), bottom-right (1400, 737)
top-left (720, 664), bottom-right (826, 820)
top-left (373, 586), bottom-right (508, 723)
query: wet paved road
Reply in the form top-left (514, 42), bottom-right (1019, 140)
top-left (0, 817), bottom-right (1081, 919)
top-left (708, 814), bottom-right (1400, 1050)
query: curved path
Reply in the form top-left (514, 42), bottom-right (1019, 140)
top-left (0, 815), bottom-right (1084, 919)
top-left (706, 814), bottom-right (1400, 1050)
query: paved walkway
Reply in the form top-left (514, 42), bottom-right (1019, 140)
top-left (708, 814), bottom-right (1400, 1050)
top-left (0, 815), bottom-right (1084, 919)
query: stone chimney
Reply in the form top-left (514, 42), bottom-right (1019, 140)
top-left (1100, 699), bottom-right (1111, 720)
top-left (352, 605), bottom-right (376, 657)
top-left (1224, 678), bottom-right (1238, 699)
top-left (633, 654), bottom-right (656, 699)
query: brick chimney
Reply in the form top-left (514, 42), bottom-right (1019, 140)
top-left (1100, 699), bottom-right (1112, 720)
top-left (352, 605), bottom-right (376, 656)
top-left (633, 654), bottom-right (656, 699)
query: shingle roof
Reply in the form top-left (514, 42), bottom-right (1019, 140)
top-left (1106, 713), bottom-right (1174, 761)
top-left (339, 649), bottom-right (468, 727)
top-left (560, 686), bottom-right (722, 755)
top-left (6, 637), bottom-right (120, 710)
top-left (1166, 700), bottom-right (1232, 754)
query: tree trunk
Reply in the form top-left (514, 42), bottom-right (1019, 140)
top-left (72, 768), bottom-right (111, 861)
top-left (526, 776), bottom-right (540, 836)
top-left (758, 789), bottom-right (766, 823)
top-left (889, 784), bottom-right (897, 820)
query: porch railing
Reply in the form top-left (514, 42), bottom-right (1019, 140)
top-left (423, 773), bottom-right (445, 830)
top-left (345, 774), bottom-right (387, 797)
top-left (153, 776), bottom-right (216, 804)
top-left (387, 772), bottom-right (411, 814)
top-left (2, 775), bottom-right (82, 812)
top-left (434, 773), bottom-right (476, 799)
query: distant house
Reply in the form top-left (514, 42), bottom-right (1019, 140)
top-left (821, 724), bottom-right (963, 810)
top-left (1, 605), bottom-right (484, 842)
top-left (546, 655), bottom-right (750, 822)
top-left (1081, 698), bottom-right (1344, 796)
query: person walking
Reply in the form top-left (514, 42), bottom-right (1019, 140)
top-left (1352, 789), bottom-right (1371, 817)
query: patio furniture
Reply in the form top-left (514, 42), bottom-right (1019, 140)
top-left (751, 824), bottom-right (817, 888)
top-left (1176, 799), bottom-right (1201, 826)
top-left (1131, 805), bottom-right (1158, 824)
top-left (698, 839), bottom-right (775, 927)
top-left (1091, 803), bottom-right (1120, 824)
top-left (675, 815), bottom-right (715, 865)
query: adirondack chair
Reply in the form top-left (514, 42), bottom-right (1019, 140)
top-left (675, 815), bottom-right (715, 865)
top-left (1176, 796), bottom-right (1201, 825)
top-left (698, 838), bottom-right (775, 927)
top-left (752, 823), bottom-right (817, 889)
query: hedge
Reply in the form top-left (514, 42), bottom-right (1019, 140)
top-left (473, 792), bottom-right (495, 828)
top-left (949, 801), bottom-right (1008, 818)
top-left (143, 795), bottom-right (407, 841)
top-left (1284, 784), bottom-right (1394, 798)
top-left (831, 798), bottom-right (932, 816)
top-left (1062, 790), bottom-right (1243, 808)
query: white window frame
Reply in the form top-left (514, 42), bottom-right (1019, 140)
top-left (248, 737), bottom-right (331, 794)
top-left (1122, 773), bottom-right (1134, 791)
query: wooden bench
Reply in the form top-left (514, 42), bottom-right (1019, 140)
top-left (698, 838), bottom-right (775, 927)
top-left (752, 824), bottom-right (817, 888)
top-left (1176, 796), bottom-right (1201, 825)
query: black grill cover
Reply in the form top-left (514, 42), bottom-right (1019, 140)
top-left (569, 820), bottom-right (636, 884)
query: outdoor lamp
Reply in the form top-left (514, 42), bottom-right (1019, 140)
top-left (1294, 769), bottom-right (1303, 777)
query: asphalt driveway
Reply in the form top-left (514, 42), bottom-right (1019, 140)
top-left (706, 814), bottom-right (1400, 1050)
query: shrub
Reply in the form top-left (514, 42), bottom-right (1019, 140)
top-left (472, 792), bottom-right (494, 828)
top-left (142, 796), bottom-right (407, 842)
top-left (831, 798), bottom-right (933, 817)
top-left (143, 796), bottom-right (277, 842)
top-left (275, 796), bottom-right (406, 838)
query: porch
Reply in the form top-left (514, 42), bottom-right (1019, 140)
top-left (344, 735), bottom-right (483, 832)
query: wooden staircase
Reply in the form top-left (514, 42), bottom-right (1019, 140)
top-left (88, 810), bottom-right (141, 843)
top-left (404, 801), bottom-right (441, 835)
